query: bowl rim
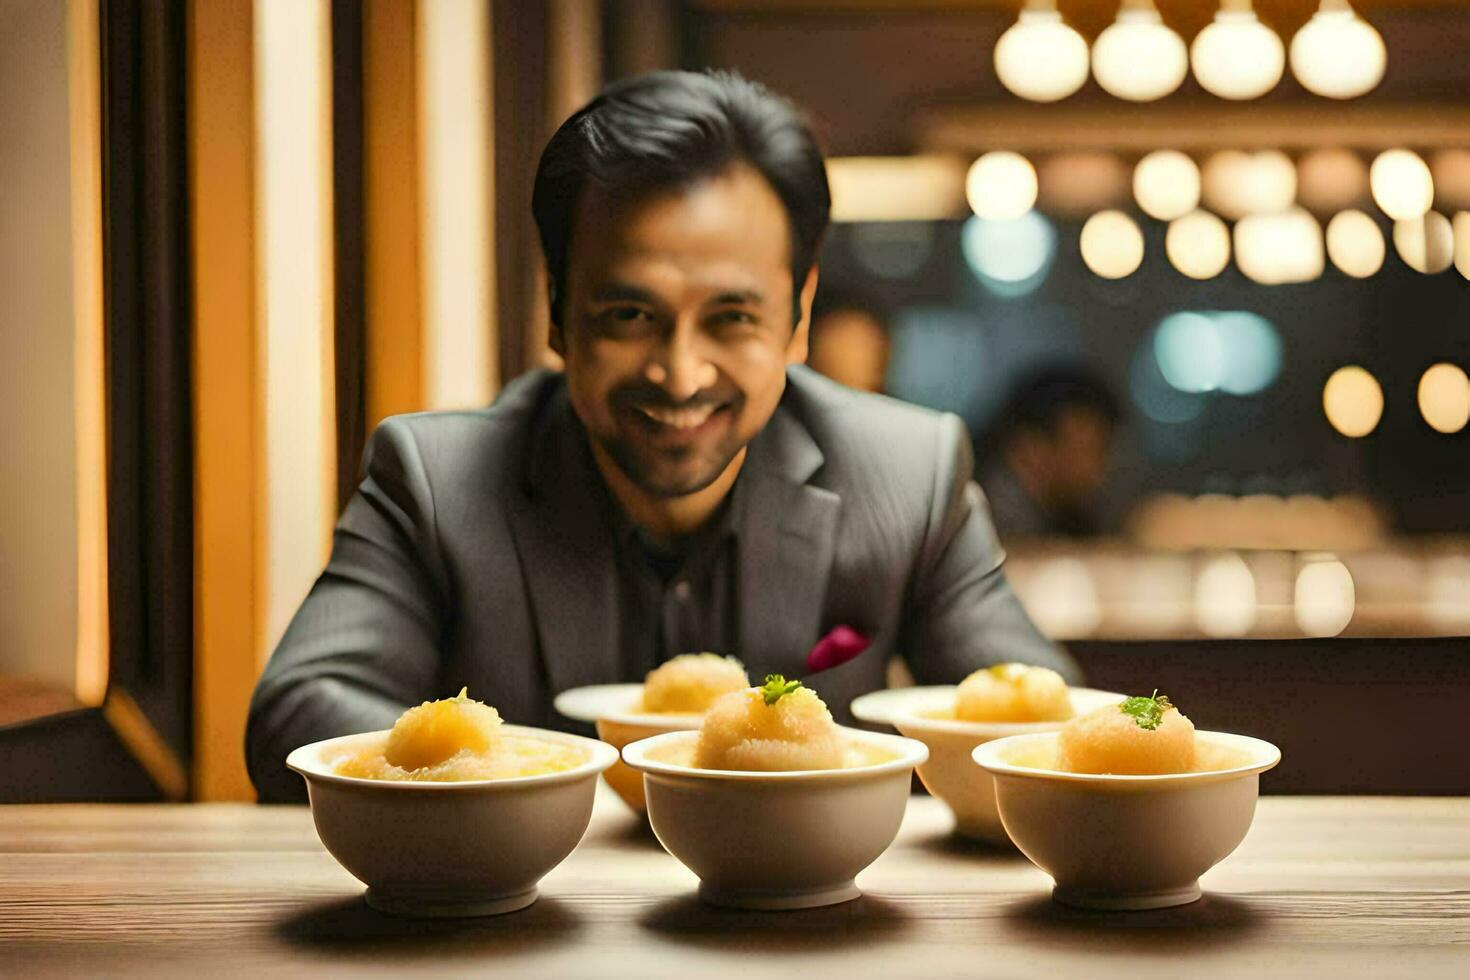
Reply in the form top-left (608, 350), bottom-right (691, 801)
top-left (553, 682), bottom-right (706, 730)
top-left (620, 726), bottom-right (929, 782)
top-left (285, 723), bottom-right (620, 791)
top-left (972, 729), bottom-right (1282, 786)
top-left (849, 685), bottom-right (1127, 737)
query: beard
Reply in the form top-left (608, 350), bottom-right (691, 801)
top-left (596, 382), bottom-right (747, 498)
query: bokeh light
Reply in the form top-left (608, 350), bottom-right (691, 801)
top-left (1322, 365), bottom-right (1383, 438)
top-left (1190, 7), bottom-right (1284, 100)
top-left (1417, 363), bottom-right (1470, 434)
top-left (994, 8), bottom-right (1090, 103)
top-left (1154, 313), bottom-right (1223, 393)
top-left (1234, 208), bottom-right (1324, 284)
top-left (1289, 4), bottom-right (1386, 100)
top-left (1195, 552), bottom-right (1257, 637)
top-left (1018, 557), bottom-right (1103, 637)
top-left (966, 151), bottom-right (1038, 221)
top-left (1133, 150), bottom-right (1200, 221)
top-left (1213, 312), bottom-right (1282, 395)
top-left (1430, 149), bottom-right (1470, 211)
top-left (1037, 152), bottom-right (1131, 217)
top-left (1080, 209), bottom-right (1144, 279)
top-left (1090, 5), bottom-right (1188, 102)
top-left (1165, 209), bottom-right (1230, 279)
top-left (961, 212), bottom-right (1057, 296)
top-left (1294, 557), bottom-right (1356, 637)
top-left (1393, 211), bottom-right (1454, 274)
top-left (1426, 555), bottom-right (1470, 631)
top-left (1325, 209), bottom-right (1385, 278)
top-left (1154, 311), bottom-right (1281, 396)
top-left (1297, 148), bottom-right (1368, 214)
top-left (1370, 149), bottom-right (1433, 221)
top-left (1202, 150), bottom-right (1296, 220)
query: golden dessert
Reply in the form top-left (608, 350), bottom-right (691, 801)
top-left (954, 663), bottom-right (1073, 723)
top-left (693, 675), bottom-right (846, 771)
top-left (642, 653), bottom-right (750, 713)
top-left (1057, 691), bottom-right (1196, 775)
top-left (334, 688), bottom-right (584, 781)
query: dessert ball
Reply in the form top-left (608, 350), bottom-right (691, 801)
top-left (335, 689), bottom-right (584, 781)
top-left (694, 676), bottom-right (844, 771)
top-left (955, 663), bottom-right (1073, 723)
top-left (383, 687), bottom-right (503, 771)
top-left (1057, 693), bottom-right (1196, 775)
top-left (643, 653), bottom-right (751, 713)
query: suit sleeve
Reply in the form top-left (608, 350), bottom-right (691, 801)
top-left (897, 413), bottom-right (1083, 685)
top-left (245, 417), bottom-right (446, 802)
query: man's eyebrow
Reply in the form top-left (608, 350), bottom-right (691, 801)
top-left (589, 283), bottom-right (660, 304)
top-left (708, 289), bottom-right (764, 306)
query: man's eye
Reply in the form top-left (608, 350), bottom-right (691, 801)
top-left (596, 306), bottom-right (654, 328)
top-left (711, 309), bottom-right (758, 327)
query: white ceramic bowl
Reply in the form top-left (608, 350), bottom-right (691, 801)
top-left (974, 730), bottom-right (1281, 910)
top-left (621, 727), bottom-right (928, 910)
top-left (287, 725), bottom-right (618, 918)
top-left (850, 685), bottom-right (1124, 844)
top-left (554, 683), bottom-right (704, 814)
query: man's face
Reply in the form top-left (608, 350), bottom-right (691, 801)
top-left (1048, 406), bottom-right (1114, 504)
top-left (552, 163), bottom-right (814, 498)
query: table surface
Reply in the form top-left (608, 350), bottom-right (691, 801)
top-left (2, 791), bottom-right (1468, 979)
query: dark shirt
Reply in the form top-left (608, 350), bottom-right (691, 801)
top-left (591, 448), bottom-right (744, 681)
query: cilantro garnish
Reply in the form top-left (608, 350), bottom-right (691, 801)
top-left (1119, 690), bottom-right (1173, 731)
top-left (760, 674), bottom-right (803, 706)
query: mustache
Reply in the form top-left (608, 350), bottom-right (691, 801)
top-left (611, 384), bottom-right (739, 412)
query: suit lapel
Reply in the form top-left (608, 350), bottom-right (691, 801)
top-left (507, 391), bottom-right (621, 696)
top-left (737, 408), bottom-right (842, 678)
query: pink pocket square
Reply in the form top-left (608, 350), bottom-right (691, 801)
top-left (805, 625), bottom-right (870, 675)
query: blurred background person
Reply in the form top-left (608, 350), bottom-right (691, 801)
top-left (805, 287), bottom-right (891, 394)
top-left (976, 367), bottom-right (1120, 540)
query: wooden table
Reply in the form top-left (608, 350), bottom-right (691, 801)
top-left (2, 791), bottom-right (1467, 978)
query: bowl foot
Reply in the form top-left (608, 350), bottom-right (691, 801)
top-left (698, 880), bottom-right (860, 910)
top-left (364, 886), bottom-right (539, 918)
top-left (1051, 881), bottom-right (1202, 911)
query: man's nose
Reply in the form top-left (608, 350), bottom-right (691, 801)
top-left (644, 322), bottom-right (717, 401)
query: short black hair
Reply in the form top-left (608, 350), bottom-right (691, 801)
top-left (532, 70), bottom-right (831, 326)
top-left (983, 366), bottom-right (1120, 456)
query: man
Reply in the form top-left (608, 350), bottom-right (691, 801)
top-left (805, 287), bottom-right (891, 394)
top-left (976, 367), bottom-right (1120, 540)
top-left (246, 71), bottom-right (1075, 801)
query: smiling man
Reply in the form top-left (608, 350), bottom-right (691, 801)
top-left (245, 71), bottom-right (1077, 801)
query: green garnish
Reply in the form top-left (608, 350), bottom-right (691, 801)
top-left (761, 674), bottom-right (803, 706)
top-left (1119, 690), bottom-right (1173, 731)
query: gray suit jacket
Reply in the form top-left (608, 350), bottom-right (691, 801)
top-left (246, 366), bottom-right (1077, 801)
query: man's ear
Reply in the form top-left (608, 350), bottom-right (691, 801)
top-left (787, 266), bottom-right (819, 366)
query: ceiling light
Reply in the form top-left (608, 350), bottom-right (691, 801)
top-left (994, 1), bottom-right (1091, 103)
top-left (1091, 0), bottom-right (1188, 102)
top-left (1191, 1), bottom-right (1285, 100)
